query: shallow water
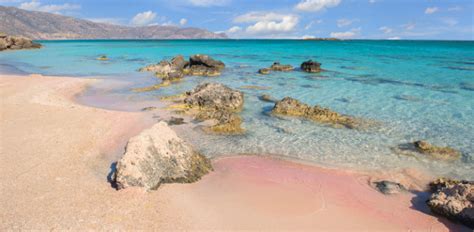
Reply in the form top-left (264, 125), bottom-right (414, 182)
top-left (1, 40), bottom-right (473, 179)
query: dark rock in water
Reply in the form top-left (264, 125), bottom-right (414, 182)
top-left (413, 140), bottom-right (461, 161)
top-left (183, 64), bottom-right (221, 77)
top-left (427, 178), bottom-right (474, 229)
top-left (113, 122), bottom-right (213, 190)
top-left (0, 34), bottom-right (41, 51)
top-left (271, 97), bottom-right (362, 129)
top-left (189, 54), bottom-right (225, 70)
top-left (259, 94), bottom-right (278, 103)
top-left (374, 181), bottom-right (407, 195)
top-left (184, 83), bottom-right (244, 111)
top-left (460, 82), bottom-right (474, 91)
top-left (141, 106), bottom-right (157, 111)
top-left (258, 68), bottom-right (271, 75)
top-left (171, 55), bottom-right (188, 70)
top-left (269, 62), bottom-right (294, 72)
top-left (97, 55), bottom-right (108, 61)
top-left (301, 60), bottom-right (322, 73)
top-left (168, 117), bottom-right (185, 125)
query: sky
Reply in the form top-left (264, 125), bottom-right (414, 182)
top-left (1, 0), bottom-right (473, 40)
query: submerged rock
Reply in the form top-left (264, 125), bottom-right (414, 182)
top-left (97, 55), bottom-right (108, 61)
top-left (373, 180), bottom-right (407, 195)
top-left (427, 178), bottom-right (474, 228)
top-left (168, 117), bottom-right (185, 125)
top-left (184, 83), bottom-right (244, 111)
top-left (301, 60), bottom-right (322, 73)
top-left (413, 140), bottom-right (461, 161)
top-left (259, 94), bottom-right (278, 103)
top-left (0, 34), bottom-right (41, 51)
top-left (141, 106), bottom-right (157, 111)
top-left (258, 68), bottom-right (271, 75)
top-left (114, 122), bottom-right (212, 190)
top-left (181, 83), bottom-right (244, 134)
top-left (271, 97), bottom-right (360, 129)
top-left (269, 62), bottom-right (294, 72)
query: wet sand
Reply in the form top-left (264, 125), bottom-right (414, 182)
top-left (0, 74), bottom-right (468, 230)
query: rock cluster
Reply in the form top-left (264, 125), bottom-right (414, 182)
top-left (138, 54), bottom-right (225, 91)
top-left (301, 60), bottom-right (322, 73)
top-left (271, 97), bottom-right (360, 129)
top-left (113, 122), bottom-right (212, 190)
top-left (0, 34), bottom-right (41, 51)
top-left (414, 140), bottom-right (461, 161)
top-left (184, 83), bottom-right (244, 134)
top-left (427, 178), bottom-right (474, 228)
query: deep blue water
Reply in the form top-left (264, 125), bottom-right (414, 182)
top-left (1, 40), bottom-right (473, 179)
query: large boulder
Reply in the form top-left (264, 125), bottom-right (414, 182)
top-left (414, 140), bottom-right (461, 161)
top-left (269, 62), bottom-right (294, 72)
top-left (114, 122), bottom-right (212, 190)
top-left (301, 60), bottom-right (322, 73)
top-left (427, 179), bottom-right (474, 228)
top-left (272, 97), bottom-right (360, 129)
top-left (184, 83), bottom-right (244, 111)
top-left (0, 35), bottom-right (41, 51)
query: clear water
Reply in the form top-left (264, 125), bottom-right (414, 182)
top-left (1, 40), bottom-right (473, 179)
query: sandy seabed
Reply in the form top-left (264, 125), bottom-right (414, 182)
top-left (0, 74), bottom-right (468, 231)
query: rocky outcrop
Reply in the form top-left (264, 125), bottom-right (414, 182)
top-left (0, 34), bottom-right (41, 51)
top-left (373, 180), bottom-right (407, 195)
top-left (414, 140), bottom-right (461, 161)
top-left (113, 122), bottom-right (212, 190)
top-left (427, 178), bottom-right (474, 228)
top-left (271, 97), bottom-right (361, 129)
top-left (162, 83), bottom-right (244, 134)
top-left (138, 55), bottom-right (225, 91)
top-left (270, 62), bottom-right (294, 72)
top-left (301, 60), bottom-right (322, 73)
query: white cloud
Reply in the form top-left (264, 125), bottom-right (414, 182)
top-left (87, 18), bottom-right (124, 25)
top-left (379, 26), bottom-right (393, 34)
top-left (330, 27), bottom-right (360, 39)
top-left (131, 11), bottom-right (157, 26)
top-left (337, 18), bottom-right (357, 27)
top-left (305, 20), bottom-right (322, 30)
top-left (19, 0), bottom-right (80, 14)
top-left (425, 7), bottom-right (438, 14)
top-left (227, 26), bottom-right (242, 33)
top-left (233, 12), bottom-right (299, 35)
top-left (295, 0), bottom-right (341, 12)
top-left (188, 0), bottom-right (229, 7)
top-left (180, 18), bottom-right (188, 26)
top-left (441, 18), bottom-right (458, 26)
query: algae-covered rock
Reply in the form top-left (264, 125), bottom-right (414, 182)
top-left (184, 83), bottom-right (244, 111)
top-left (301, 60), bottom-right (322, 73)
top-left (272, 97), bottom-right (360, 129)
top-left (270, 62), bottom-right (294, 72)
top-left (258, 68), bottom-right (271, 75)
top-left (427, 178), bottom-right (474, 228)
top-left (195, 110), bottom-right (244, 134)
top-left (97, 55), bottom-right (108, 61)
top-left (114, 122), bottom-right (212, 190)
top-left (413, 140), bottom-right (461, 161)
top-left (259, 94), bottom-right (278, 103)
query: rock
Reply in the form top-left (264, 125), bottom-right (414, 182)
top-left (0, 34), bottom-right (41, 51)
top-left (171, 55), bottom-right (188, 70)
top-left (189, 54), bottom-right (225, 70)
top-left (168, 117), bottom-right (185, 125)
top-left (184, 83), bottom-right (244, 111)
top-left (272, 97), bottom-right (360, 129)
top-left (114, 122), bottom-right (212, 190)
top-left (270, 62), bottom-right (294, 72)
top-left (183, 65), bottom-right (221, 77)
top-left (374, 180), bottom-right (407, 195)
top-left (258, 68), bottom-right (271, 75)
top-left (141, 106), bottom-right (157, 111)
top-left (195, 110), bottom-right (244, 134)
top-left (97, 55), bottom-right (108, 61)
top-left (427, 179), bottom-right (474, 228)
top-left (259, 94), bottom-right (278, 103)
top-left (413, 140), bottom-right (461, 161)
top-left (301, 60), bottom-right (322, 73)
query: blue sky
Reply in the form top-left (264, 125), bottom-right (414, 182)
top-left (1, 0), bottom-right (473, 40)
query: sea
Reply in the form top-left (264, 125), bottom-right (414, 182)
top-left (1, 39), bottom-right (473, 179)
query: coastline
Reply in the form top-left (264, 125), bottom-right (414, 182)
top-left (0, 73), bottom-right (469, 230)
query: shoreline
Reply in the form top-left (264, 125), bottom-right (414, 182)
top-left (0, 73), bottom-right (469, 230)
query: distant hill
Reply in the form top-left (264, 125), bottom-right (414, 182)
top-left (0, 6), bottom-right (227, 40)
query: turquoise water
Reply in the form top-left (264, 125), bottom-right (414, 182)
top-left (1, 40), bottom-right (473, 179)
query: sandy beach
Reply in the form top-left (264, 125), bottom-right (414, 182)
top-left (0, 74), bottom-right (469, 230)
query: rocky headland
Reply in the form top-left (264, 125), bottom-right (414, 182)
top-left (0, 33), bottom-right (41, 51)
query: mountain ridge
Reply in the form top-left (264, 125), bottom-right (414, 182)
top-left (0, 6), bottom-right (227, 40)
